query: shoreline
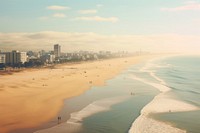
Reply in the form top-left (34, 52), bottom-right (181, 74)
top-left (0, 55), bottom-right (155, 133)
top-left (129, 56), bottom-right (199, 133)
top-left (34, 96), bottom-right (130, 133)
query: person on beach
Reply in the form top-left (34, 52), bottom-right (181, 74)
top-left (58, 116), bottom-right (61, 124)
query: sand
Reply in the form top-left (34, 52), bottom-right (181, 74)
top-left (0, 55), bottom-right (151, 133)
top-left (129, 115), bottom-right (186, 133)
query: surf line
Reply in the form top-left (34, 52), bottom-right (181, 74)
top-left (35, 96), bottom-right (130, 133)
top-left (128, 73), bottom-right (199, 133)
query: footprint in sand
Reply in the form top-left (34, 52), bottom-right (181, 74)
top-left (8, 86), bottom-right (18, 89)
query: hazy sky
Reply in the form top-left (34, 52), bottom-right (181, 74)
top-left (0, 0), bottom-right (200, 53)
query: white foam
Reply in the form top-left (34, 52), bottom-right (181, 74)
top-left (132, 76), bottom-right (170, 92)
top-left (141, 93), bottom-right (199, 115)
top-left (140, 57), bottom-right (175, 85)
top-left (129, 75), bottom-right (199, 133)
top-left (140, 63), bottom-right (167, 85)
top-left (129, 115), bottom-right (186, 133)
top-left (35, 96), bottom-right (129, 133)
top-left (67, 96), bottom-right (128, 124)
top-left (150, 71), bottom-right (166, 85)
top-left (129, 59), bottom-right (199, 133)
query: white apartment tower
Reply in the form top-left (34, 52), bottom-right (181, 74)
top-left (54, 44), bottom-right (61, 58)
top-left (5, 50), bottom-right (27, 65)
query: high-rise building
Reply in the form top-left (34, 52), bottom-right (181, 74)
top-left (5, 50), bottom-right (27, 65)
top-left (0, 54), bottom-right (5, 64)
top-left (54, 44), bottom-right (61, 58)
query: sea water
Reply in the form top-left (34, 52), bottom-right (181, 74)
top-left (35, 55), bottom-right (200, 133)
top-left (34, 61), bottom-right (160, 133)
top-left (151, 56), bottom-right (200, 133)
top-left (78, 55), bottom-right (200, 133)
top-left (64, 62), bottom-right (160, 133)
top-left (66, 62), bottom-right (162, 133)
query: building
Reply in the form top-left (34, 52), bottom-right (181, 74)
top-left (5, 52), bottom-right (11, 64)
top-left (48, 54), bottom-right (55, 63)
top-left (54, 44), bottom-right (61, 58)
top-left (0, 54), bottom-right (6, 64)
top-left (5, 50), bottom-right (27, 65)
top-left (38, 50), bottom-right (46, 58)
top-left (20, 52), bottom-right (27, 63)
top-left (40, 54), bottom-right (55, 63)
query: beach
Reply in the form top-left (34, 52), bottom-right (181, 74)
top-left (0, 55), bottom-right (152, 133)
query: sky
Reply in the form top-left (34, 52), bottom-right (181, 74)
top-left (0, 0), bottom-right (200, 53)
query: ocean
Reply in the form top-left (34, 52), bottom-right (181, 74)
top-left (151, 56), bottom-right (200, 133)
top-left (35, 55), bottom-right (200, 133)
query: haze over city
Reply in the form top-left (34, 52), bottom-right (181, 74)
top-left (1, 0), bottom-right (200, 53)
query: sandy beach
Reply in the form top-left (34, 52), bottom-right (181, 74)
top-left (0, 55), bottom-right (152, 133)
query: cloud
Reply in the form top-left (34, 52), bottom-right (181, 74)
top-left (183, 1), bottom-right (198, 4)
top-left (97, 4), bottom-right (103, 8)
top-left (78, 9), bottom-right (98, 14)
top-left (0, 31), bottom-right (200, 54)
top-left (161, 1), bottom-right (200, 11)
top-left (47, 5), bottom-right (70, 10)
top-left (53, 13), bottom-right (66, 18)
top-left (74, 16), bottom-right (119, 23)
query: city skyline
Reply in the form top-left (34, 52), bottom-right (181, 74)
top-left (0, 0), bottom-right (200, 53)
